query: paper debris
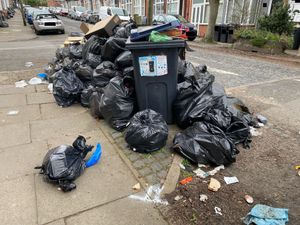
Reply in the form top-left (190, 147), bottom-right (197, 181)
top-left (224, 176), bottom-right (239, 184)
top-left (15, 80), bottom-right (28, 88)
top-left (132, 183), bottom-right (141, 191)
top-left (214, 206), bottom-right (222, 215)
top-left (199, 194), bottom-right (208, 202)
top-left (7, 110), bottom-right (19, 115)
top-left (208, 178), bottom-right (221, 192)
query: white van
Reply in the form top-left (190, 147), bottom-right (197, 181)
top-left (99, 7), bottom-right (130, 21)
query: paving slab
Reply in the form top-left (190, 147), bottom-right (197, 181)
top-left (45, 219), bottom-right (65, 225)
top-left (65, 197), bottom-right (167, 225)
top-left (0, 93), bottom-right (27, 107)
top-left (35, 84), bottom-right (50, 93)
top-left (0, 141), bottom-right (48, 182)
top-left (27, 92), bottom-right (55, 105)
top-left (0, 176), bottom-right (37, 225)
top-left (40, 103), bottom-right (88, 120)
top-left (35, 129), bottom-right (138, 224)
top-left (0, 122), bottom-right (30, 148)
top-left (0, 104), bottom-right (41, 124)
top-left (30, 112), bottom-right (101, 141)
top-left (0, 85), bottom-right (35, 94)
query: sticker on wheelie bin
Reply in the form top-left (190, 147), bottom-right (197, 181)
top-left (139, 55), bottom-right (168, 76)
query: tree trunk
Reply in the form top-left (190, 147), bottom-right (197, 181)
top-left (148, 0), bottom-right (153, 25)
top-left (205, 0), bottom-right (220, 42)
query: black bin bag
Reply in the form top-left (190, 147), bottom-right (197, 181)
top-left (86, 53), bottom-right (102, 69)
top-left (69, 43), bottom-right (83, 59)
top-left (53, 67), bottom-right (84, 107)
top-left (82, 35), bottom-right (105, 60)
top-left (89, 88), bottom-right (104, 119)
top-left (73, 60), bottom-right (93, 81)
top-left (115, 51), bottom-right (132, 69)
top-left (172, 122), bottom-right (239, 166)
top-left (92, 61), bottom-right (118, 87)
top-left (80, 85), bottom-right (94, 107)
top-left (99, 76), bottom-right (136, 131)
top-left (101, 37), bottom-right (127, 62)
top-left (125, 109), bottom-right (168, 153)
top-left (173, 75), bottom-right (215, 129)
top-left (35, 136), bottom-right (93, 192)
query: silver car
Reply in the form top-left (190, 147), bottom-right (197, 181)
top-left (33, 13), bottom-right (65, 35)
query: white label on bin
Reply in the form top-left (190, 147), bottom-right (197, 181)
top-left (138, 55), bottom-right (168, 77)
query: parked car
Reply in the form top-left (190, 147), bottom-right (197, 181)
top-left (68, 10), bottom-right (76, 19)
top-left (59, 8), bottom-right (68, 16)
top-left (99, 7), bottom-right (130, 22)
top-left (26, 7), bottom-right (39, 24)
top-left (89, 11), bottom-right (100, 24)
top-left (80, 10), bottom-right (92, 22)
top-left (153, 14), bottom-right (197, 41)
top-left (33, 13), bottom-right (65, 35)
top-left (69, 6), bottom-right (86, 20)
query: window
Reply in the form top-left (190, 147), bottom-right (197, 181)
top-left (133, 0), bottom-right (145, 16)
top-left (191, 0), bottom-right (222, 25)
top-left (167, 0), bottom-right (179, 14)
top-left (154, 0), bottom-right (164, 15)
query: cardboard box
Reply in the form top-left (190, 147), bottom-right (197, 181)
top-left (80, 22), bottom-right (94, 34)
top-left (85, 15), bottom-right (121, 38)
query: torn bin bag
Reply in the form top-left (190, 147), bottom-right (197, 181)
top-left (173, 75), bottom-right (215, 129)
top-left (101, 37), bottom-right (127, 62)
top-left (125, 109), bottom-right (168, 153)
top-left (53, 67), bottom-right (84, 107)
top-left (99, 76), bottom-right (135, 131)
top-left (92, 61), bottom-right (118, 87)
top-left (35, 136), bottom-right (93, 192)
top-left (172, 122), bottom-right (238, 166)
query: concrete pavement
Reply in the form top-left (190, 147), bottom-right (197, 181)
top-left (0, 12), bottom-right (168, 225)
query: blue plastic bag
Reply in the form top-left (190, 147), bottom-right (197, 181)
top-left (85, 143), bottom-right (102, 168)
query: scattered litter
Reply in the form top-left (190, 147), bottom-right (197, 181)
top-left (244, 195), bottom-right (254, 204)
top-left (132, 183), bottom-right (141, 191)
top-left (37, 73), bottom-right (47, 79)
top-left (208, 178), bottom-right (221, 192)
top-left (199, 194), bottom-right (208, 202)
top-left (48, 83), bottom-right (53, 93)
top-left (208, 165), bottom-right (225, 176)
top-left (15, 80), bottom-right (28, 88)
top-left (224, 176), bottom-right (239, 184)
top-left (198, 164), bottom-right (208, 168)
top-left (174, 195), bottom-right (183, 201)
top-left (129, 184), bottom-right (168, 205)
top-left (28, 77), bottom-right (43, 85)
top-left (250, 126), bottom-right (262, 137)
top-left (257, 122), bottom-right (265, 127)
top-left (179, 163), bottom-right (186, 170)
top-left (34, 136), bottom-right (94, 192)
top-left (214, 207), bottom-right (222, 215)
top-left (256, 114), bottom-right (267, 124)
top-left (295, 165), bottom-right (300, 170)
top-left (24, 62), bottom-right (34, 67)
top-left (7, 110), bottom-right (19, 115)
top-left (179, 176), bottom-right (193, 185)
top-left (193, 165), bottom-right (224, 178)
top-left (193, 168), bottom-right (209, 178)
top-left (244, 204), bottom-right (289, 225)
top-left (85, 143), bottom-right (102, 168)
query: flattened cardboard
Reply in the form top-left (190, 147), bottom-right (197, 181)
top-left (85, 15), bottom-right (121, 38)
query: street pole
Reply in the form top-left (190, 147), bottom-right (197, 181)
top-left (19, 0), bottom-right (26, 26)
top-left (90, 0), bottom-right (93, 11)
top-left (147, 0), bottom-right (153, 25)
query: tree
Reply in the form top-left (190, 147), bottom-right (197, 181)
top-left (258, 3), bottom-right (293, 35)
top-left (205, 0), bottom-right (220, 42)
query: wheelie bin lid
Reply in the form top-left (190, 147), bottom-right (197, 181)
top-left (126, 38), bottom-right (186, 50)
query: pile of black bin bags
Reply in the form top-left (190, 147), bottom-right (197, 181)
top-left (45, 24), bottom-right (257, 166)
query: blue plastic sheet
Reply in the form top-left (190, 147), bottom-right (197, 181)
top-left (244, 204), bottom-right (289, 225)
